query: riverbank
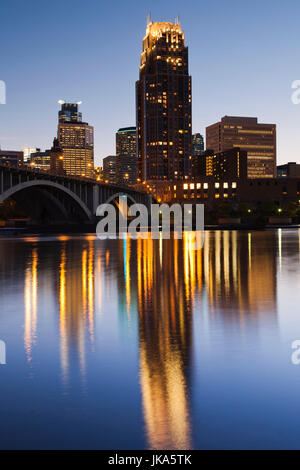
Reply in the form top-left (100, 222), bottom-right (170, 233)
top-left (0, 222), bottom-right (299, 236)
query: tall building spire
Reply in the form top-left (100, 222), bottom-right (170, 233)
top-left (146, 12), bottom-right (152, 26)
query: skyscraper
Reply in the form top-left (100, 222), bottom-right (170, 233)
top-left (136, 17), bottom-right (192, 182)
top-left (206, 116), bottom-right (276, 178)
top-left (50, 138), bottom-right (64, 175)
top-left (103, 155), bottom-right (117, 184)
top-left (191, 133), bottom-right (205, 177)
top-left (192, 133), bottom-right (204, 157)
top-left (116, 127), bottom-right (137, 186)
top-left (57, 102), bottom-right (94, 178)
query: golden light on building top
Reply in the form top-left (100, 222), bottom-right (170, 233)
top-left (140, 20), bottom-right (184, 70)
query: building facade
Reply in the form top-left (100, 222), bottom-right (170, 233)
top-left (206, 116), bottom-right (276, 178)
top-left (23, 147), bottom-right (40, 163)
top-left (103, 155), bottom-right (117, 184)
top-left (0, 150), bottom-right (23, 167)
top-left (57, 102), bottom-right (94, 178)
top-left (192, 133), bottom-right (204, 156)
top-left (93, 166), bottom-right (103, 182)
top-left (50, 138), bottom-right (64, 175)
top-left (136, 18), bottom-right (192, 182)
top-left (116, 127), bottom-right (137, 186)
top-left (30, 150), bottom-right (51, 171)
top-left (277, 162), bottom-right (300, 178)
top-left (139, 176), bottom-right (300, 209)
top-left (192, 148), bottom-right (248, 181)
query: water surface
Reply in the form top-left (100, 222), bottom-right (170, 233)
top-left (1, 230), bottom-right (300, 449)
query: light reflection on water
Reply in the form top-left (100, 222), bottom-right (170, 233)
top-left (1, 230), bottom-right (300, 449)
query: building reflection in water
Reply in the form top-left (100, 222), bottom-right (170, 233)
top-left (202, 231), bottom-right (277, 319)
top-left (58, 238), bottom-right (95, 384)
top-left (20, 229), bottom-right (282, 448)
top-left (24, 247), bottom-right (38, 362)
top-left (114, 230), bottom-right (278, 449)
top-left (23, 237), bottom-right (96, 382)
top-left (137, 234), bottom-right (193, 450)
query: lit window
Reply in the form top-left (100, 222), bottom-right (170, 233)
top-left (183, 184), bottom-right (188, 190)
top-left (232, 182), bottom-right (237, 188)
top-left (173, 185), bottom-right (177, 190)
top-left (204, 183), bottom-right (208, 189)
top-left (196, 183), bottom-right (201, 189)
top-left (190, 183), bottom-right (194, 190)
top-left (215, 183), bottom-right (220, 189)
top-left (223, 182), bottom-right (228, 189)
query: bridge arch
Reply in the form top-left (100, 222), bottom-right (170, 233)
top-left (104, 192), bottom-right (138, 206)
top-left (0, 179), bottom-right (93, 222)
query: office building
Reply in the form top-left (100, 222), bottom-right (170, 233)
top-left (136, 17), bottom-right (192, 182)
top-left (103, 155), bottom-right (117, 184)
top-left (193, 148), bottom-right (248, 181)
top-left (116, 127), bottom-right (137, 185)
top-left (140, 175), bottom-right (300, 208)
top-left (93, 166), bottom-right (103, 182)
top-left (58, 102), bottom-right (82, 123)
top-left (277, 162), bottom-right (300, 178)
top-left (192, 133), bottom-right (204, 156)
top-left (50, 138), bottom-right (64, 175)
top-left (23, 147), bottom-right (40, 163)
top-left (206, 116), bottom-right (276, 178)
top-left (0, 149), bottom-right (23, 167)
top-left (30, 150), bottom-right (51, 171)
top-left (57, 102), bottom-right (94, 178)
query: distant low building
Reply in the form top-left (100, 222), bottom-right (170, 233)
top-left (0, 149), bottom-right (23, 167)
top-left (135, 176), bottom-right (300, 209)
top-left (23, 147), bottom-right (40, 163)
top-left (103, 155), bottom-right (117, 184)
top-left (277, 162), bottom-right (300, 178)
top-left (93, 166), bottom-right (103, 182)
top-left (30, 149), bottom-right (51, 171)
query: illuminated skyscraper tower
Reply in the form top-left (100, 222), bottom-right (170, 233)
top-left (136, 17), bottom-right (192, 182)
top-left (116, 127), bottom-right (137, 185)
top-left (57, 101), bottom-right (94, 178)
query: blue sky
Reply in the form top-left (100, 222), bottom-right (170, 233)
top-left (0, 0), bottom-right (300, 166)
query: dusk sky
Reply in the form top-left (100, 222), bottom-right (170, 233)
top-left (1, 0), bottom-right (300, 166)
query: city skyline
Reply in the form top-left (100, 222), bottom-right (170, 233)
top-left (1, 0), bottom-right (300, 167)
